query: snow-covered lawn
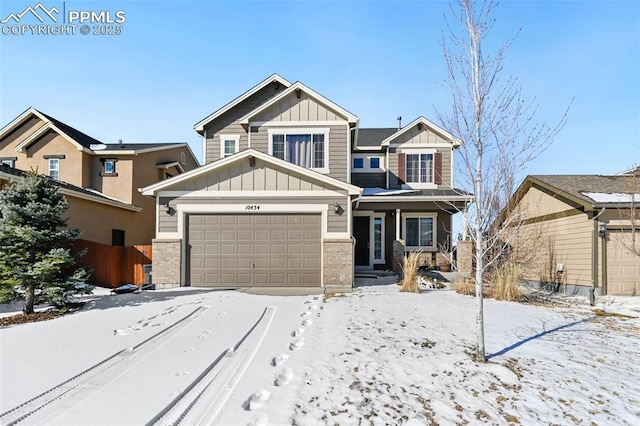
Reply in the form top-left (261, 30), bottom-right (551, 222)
top-left (1, 283), bottom-right (638, 425)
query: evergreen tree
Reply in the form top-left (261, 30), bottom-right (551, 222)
top-left (0, 170), bottom-right (91, 314)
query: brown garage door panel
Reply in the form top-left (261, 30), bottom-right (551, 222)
top-left (188, 214), bottom-right (321, 287)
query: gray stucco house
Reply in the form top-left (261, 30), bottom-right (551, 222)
top-left (142, 74), bottom-right (472, 289)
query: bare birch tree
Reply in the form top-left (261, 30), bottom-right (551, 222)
top-left (437, 0), bottom-right (570, 362)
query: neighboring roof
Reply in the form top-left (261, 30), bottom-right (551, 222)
top-left (239, 81), bottom-right (359, 125)
top-left (0, 165), bottom-right (141, 212)
top-left (380, 116), bottom-right (460, 147)
top-left (38, 110), bottom-right (102, 149)
top-left (193, 74), bottom-right (292, 134)
top-left (141, 148), bottom-right (362, 197)
top-left (356, 128), bottom-right (398, 148)
top-left (529, 174), bottom-right (639, 208)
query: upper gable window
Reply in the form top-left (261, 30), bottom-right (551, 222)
top-left (406, 153), bottom-right (433, 183)
top-left (100, 158), bottom-right (118, 176)
top-left (370, 157), bottom-right (380, 169)
top-left (220, 135), bottom-right (240, 158)
top-left (48, 158), bottom-right (60, 180)
top-left (268, 128), bottom-right (329, 173)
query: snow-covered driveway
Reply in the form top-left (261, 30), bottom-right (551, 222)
top-left (1, 284), bottom-right (639, 425)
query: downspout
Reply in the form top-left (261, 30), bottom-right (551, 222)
top-left (591, 207), bottom-right (606, 305)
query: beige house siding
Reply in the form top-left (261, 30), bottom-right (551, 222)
top-left (203, 84), bottom-right (286, 162)
top-left (250, 125), bottom-right (349, 183)
top-left (387, 127), bottom-right (451, 146)
top-left (254, 92), bottom-right (343, 122)
top-left (65, 196), bottom-right (148, 245)
top-left (0, 115), bottom-right (44, 153)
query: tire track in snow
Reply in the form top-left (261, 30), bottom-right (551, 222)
top-left (0, 306), bottom-right (208, 426)
top-left (147, 306), bottom-right (276, 426)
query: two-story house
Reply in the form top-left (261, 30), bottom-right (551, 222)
top-left (0, 107), bottom-right (199, 246)
top-left (142, 74), bottom-right (472, 289)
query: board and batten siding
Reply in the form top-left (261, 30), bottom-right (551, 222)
top-left (203, 84), bottom-right (286, 162)
top-left (251, 124), bottom-right (349, 183)
top-left (253, 92), bottom-right (343, 123)
top-left (158, 196), bottom-right (349, 233)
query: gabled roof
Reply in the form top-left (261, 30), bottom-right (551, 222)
top-left (141, 148), bottom-right (362, 197)
top-left (193, 74), bottom-right (292, 134)
top-left (527, 174), bottom-right (640, 209)
top-left (238, 81), bottom-right (359, 125)
top-left (380, 116), bottom-right (460, 147)
top-left (0, 164), bottom-right (141, 212)
top-left (2, 107), bottom-right (97, 153)
top-left (356, 128), bottom-right (398, 148)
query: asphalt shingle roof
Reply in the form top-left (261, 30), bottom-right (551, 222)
top-left (38, 110), bottom-right (103, 149)
top-left (530, 174), bottom-right (639, 206)
top-left (356, 128), bottom-right (398, 148)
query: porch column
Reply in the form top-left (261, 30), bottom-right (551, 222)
top-left (395, 208), bottom-right (401, 240)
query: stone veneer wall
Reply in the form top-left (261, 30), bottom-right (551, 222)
top-left (392, 240), bottom-right (405, 273)
top-left (456, 240), bottom-right (473, 277)
top-left (152, 239), bottom-right (181, 289)
top-left (323, 239), bottom-right (353, 289)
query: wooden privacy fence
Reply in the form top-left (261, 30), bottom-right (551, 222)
top-left (73, 239), bottom-right (152, 288)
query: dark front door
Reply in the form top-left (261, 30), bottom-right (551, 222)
top-left (354, 216), bottom-right (370, 266)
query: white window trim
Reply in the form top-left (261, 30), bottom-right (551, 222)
top-left (402, 212), bottom-right (437, 252)
top-left (219, 134), bottom-right (240, 158)
top-left (267, 128), bottom-right (330, 174)
top-left (49, 158), bottom-right (60, 180)
top-left (353, 211), bottom-right (386, 266)
top-left (352, 153), bottom-right (385, 173)
top-left (401, 149), bottom-right (437, 189)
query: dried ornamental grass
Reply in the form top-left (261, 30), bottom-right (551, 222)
top-left (452, 277), bottom-right (476, 296)
top-left (400, 251), bottom-right (421, 293)
top-left (489, 264), bottom-right (523, 301)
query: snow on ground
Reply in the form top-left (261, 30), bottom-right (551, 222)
top-left (1, 282), bottom-right (639, 425)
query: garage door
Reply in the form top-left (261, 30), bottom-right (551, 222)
top-left (188, 214), bottom-right (321, 287)
top-left (607, 230), bottom-right (640, 295)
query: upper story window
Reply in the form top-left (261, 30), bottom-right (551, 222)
top-left (269, 128), bottom-right (329, 172)
top-left (352, 154), bottom-right (384, 173)
top-left (406, 153), bottom-right (433, 183)
top-left (48, 158), bottom-right (60, 180)
top-left (220, 134), bottom-right (240, 158)
top-left (0, 157), bottom-right (15, 167)
top-left (100, 158), bottom-right (118, 176)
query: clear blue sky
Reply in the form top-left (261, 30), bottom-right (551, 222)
top-left (1, 0), bottom-right (638, 179)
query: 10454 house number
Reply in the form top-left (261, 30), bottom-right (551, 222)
top-left (245, 205), bottom-right (260, 211)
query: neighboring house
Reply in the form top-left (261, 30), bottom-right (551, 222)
top-left (503, 174), bottom-right (640, 296)
top-left (0, 107), bottom-right (199, 246)
top-left (142, 74), bottom-right (473, 289)
top-left (0, 164), bottom-right (142, 244)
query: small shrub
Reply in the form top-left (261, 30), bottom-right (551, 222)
top-left (488, 264), bottom-right (522, 301)
top-left (452, 277), bottom-right (476, 296)
top-left (400, 251), bottom-right (421, 293)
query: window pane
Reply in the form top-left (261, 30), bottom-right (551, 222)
top-left (374, 217), bottom-right (382, 260)
top-left (286, 134), bottom-right (312, 167)
top-left (224, 139), bottom-right (235, 155)
top-left (420, 217), bottom-right (433, 246)
top-left (406, 154), bottom-right (419, 183)
top-left (353, 158), bottom-right (364, 169)
top-left (406, 218), bottom-right (419, 246)
top-left (104, 161), bottom-right (115, 174)
top-left (313, 134), bottom-right (324, 168)
top-left (370, 157), bottom-right (380, 168)
top-left (272, 134), bottom-right (284, 159)
top-left (49, 159), bottom-right (59, 180)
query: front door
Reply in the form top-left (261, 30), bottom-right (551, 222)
top-left (354, 216), bottom-right (370, 266)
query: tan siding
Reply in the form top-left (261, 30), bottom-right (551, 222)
top-left (328, 125), bottom-right (348, 182)
top-left (254, 92), bottom-right (341, 122)
top-left (167, 158), bottom-right (340, 192)
top-left (520, 186), bottom-right (576, 217)
top-left (388, 149), bottom-right (399, 189)
top-left (0, 115), bottom-right (43, 152)
top-left (203, 84), bottom-right (286, 163)
top-left (388, 127), bottom-right (450, 145)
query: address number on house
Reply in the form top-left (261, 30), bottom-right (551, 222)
top-left (245, 205), bottom-right (261, 211)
